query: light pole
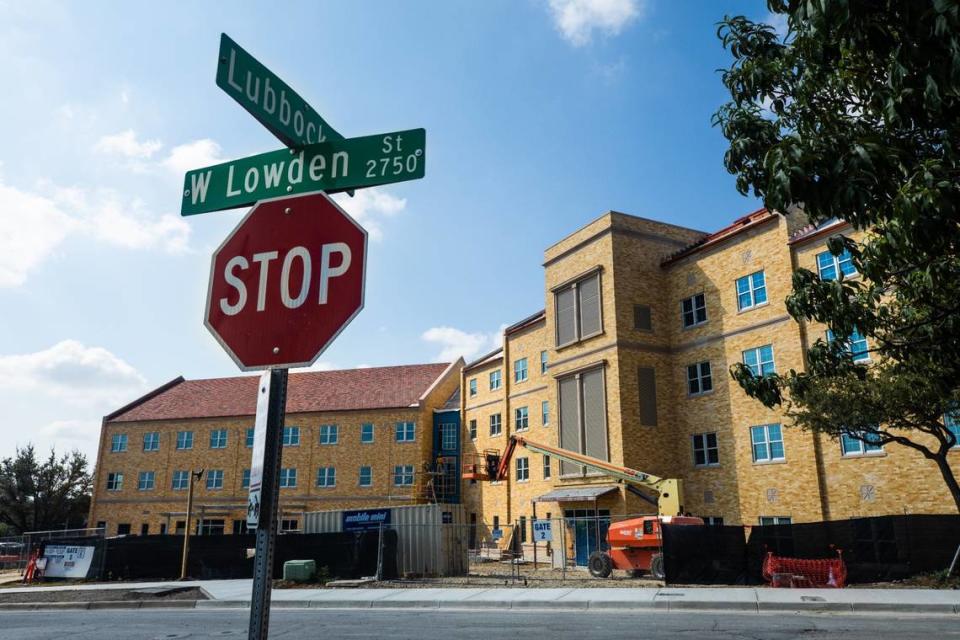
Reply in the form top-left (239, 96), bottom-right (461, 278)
top-left (180, 469), bottom-right (204, 580)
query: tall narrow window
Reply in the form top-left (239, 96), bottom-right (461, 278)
top-left (541, 400), bottom-right (550, 426)
top-left (489, 413), bottom-right (502, 437)
top-left (514, 358), bottom-right (528, 383)
top-left (515, 406), bottom-right (529, 431)
top-left (361, 423), bottom-right (375, 443)
top-left (540, 351), bottom-right (548, 374)
top-left (638, 367), bottom-right (658, 426)
top-left (358, 466), bottom-right (372, 487)
top-left (245, 428), bottom-right (254, 447)
top-left (469, 378), bottom-right (477, 397)
top-left (554, 271), bottom-right (602, 347)
top-left (542, 455), bottom-right (551, 479)
top-left (558, 367), bottom-right (608, 476)
top-left (469, 419), bottom-right (477, 440)
top-left (516, 457), bottom-right (529, 482)
top-left (489, 370), bottom-right (502, 390)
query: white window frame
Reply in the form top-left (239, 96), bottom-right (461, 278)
top-left (282, 426), bottom-right (301, 446)
top-left (542, 454), bottom-right (551, 479)
top-left (514, 358), bottom-right (528, 383)
top-left (171, 470), bottom-right (188, 490)
top-left (393, 464), bottom-right (414, 487)
top-left (515, 406), bottom-right (529, 431)
top-left (840, 431), bottom-right (884, 457)
top-left (489, 413), bottom-right (502, 437)
top-left (469, 419), bottom-right (477, 440)
top-left (540, 350), bottom-right (548, 374)
top-left (210, 429), bottom-right (227, 449)
top-left (681, 292), bottom-right (707, 328)
top-left (516, 457), bottom-right (529, 482)
top-left (176, 431), bottom-right (193, 450)
top-left (106, 472), bottom-right (123, 491)
top-left (742, 345), bottom-right (776, 377)
top-left (469, 378), bottom-right (477, 397)
top-left (279, 468), bottom-right (297, 488)
top-left (736, 270), bottom-right (768, 311)
top-left (816, 248), bottom-right (856, 281)
top-left (137, 471), bottom-right (155, 491)
top-left (358, 466), bottom-right (373, 487)
top-left (759, 516), bottom-right (792, 526)
top-left (206, 469), bottom-right (224, 490)
top-left (316, 467), bottom-right (336, 488)
top-left (750, 424), bottom-right (785, 463)
top-left (360, 423), bottom-right (375, 444)
top-left (686, 361), bottom-right (713, 396)
top-left (319, 424), bottom-right (339, 445)
top-left (826, 328), bottom-right (870, 363)
top-left (143, 432), bottom-right (160, 452)
top-left (245, 428), bottom-right (254, 448)
top-left (242, 469), bottom-right (251, 488)
top-left (395, 421), bottom-right (415, 442)
top-left (111, 433), bottom-right (128, 452)
top-left (440, 422), bottom-right (458, 450)
top-left (489, 369), bottom-right (502, 390)
top-left (542, 400), bottom-right (549, 426)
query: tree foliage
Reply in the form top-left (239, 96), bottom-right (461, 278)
top-left (0, 446), bottom-right (92, 534)
top-left (714, 1), bottom-right (960, 510)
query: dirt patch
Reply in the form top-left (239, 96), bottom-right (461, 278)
top-left (0, 586), bottom-right (207, 603)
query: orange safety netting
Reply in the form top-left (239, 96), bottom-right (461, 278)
top-left (762, 550), bottom-right (847, 588)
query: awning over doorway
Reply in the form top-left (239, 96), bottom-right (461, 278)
top-left (534, 485), bottom-right (619, 503)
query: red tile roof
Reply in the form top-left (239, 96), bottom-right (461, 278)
top-left (661, 208), bottom-right (775, 265)
top-left (107, 363), bottom-right (453, 423)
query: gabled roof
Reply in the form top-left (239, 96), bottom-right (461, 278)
top-left (505, 309), bottom-right (546, 336)
top-left (107, 363), bottom-right (453, 423)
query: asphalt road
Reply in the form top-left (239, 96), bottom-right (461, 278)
top-left (3, 609), bottom-right (959, 640)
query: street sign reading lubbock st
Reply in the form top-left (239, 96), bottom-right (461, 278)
top-left (204, 192), bottom-right (367, 370)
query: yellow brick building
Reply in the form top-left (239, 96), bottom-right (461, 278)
top-left (461, 209), bottom-right (960, 558)
top-left (89, 361), bottom-right (462, 536)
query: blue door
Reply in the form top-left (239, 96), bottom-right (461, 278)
top-left (566, 509), bottom-right (611, 566)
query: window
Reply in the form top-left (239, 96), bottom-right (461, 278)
top-left (176, 431), bottom-right (193, 450)
top-left (736, 271), bottom-right (767, 311)
top-left (946, 411), bottom-right (960, 448)
top-left (634, 304), bottom-right (652, 331)
top-left (232, 520), bottom-right (248, 535)
top-left (199, 519), bottom-right (225, 536)
top-left (742, 345), bottom-right (776, 377)
top-left (841, 431), bottom-right (883, 456)
top-left (516, 457), bottom-right (529, 481)
top-left (489, 369), bottom-right (502, 390)
top-left (245, 428), bottom-right (254, 447)
top-left (441, 422), bottom-right (458, 450)
top-left (489, 413), bottom-right (502, 437)
top-left (393, 465), bottom-right (414, 486)
top-left (106, 472), bottom-right (123, 491)
top-left (704, 516), bottom-right (724, 527)
top-left (687, 361), bottom-right (713, 396)
top-left (281, 519), bottom-right (299, 532)
top-left (514, 358), bottom-right (528, 383)
top-left (241, 469), bottom-right (250, 489)
top-left (493, 516), bottom-right (500, 532)
top-left (209, 429), bottom-right (227, 449)
top-left (558, 367), bottom-right (608, 475)
top-left (280, 468), bottom-right (297, 488)
top-left (117, 523), bottom-right (131, 536)
top-left (469, 419), bottom-right (477, 440)
top-left (319, 424), bottom-right (338, 445)
top-left (681, 293), bottom-right (707, 328)
top-left (111, 433), bottom-right (128, 452)
top-left (140, 523), bottom-right (149, 536)
top-left (171, 470), bottom-right (189, 490)
top-left (637, 367), bottom-right (658, 426)
top-left (751, 424), bottom-right (785, 462)
top-left (137, 471), bottom-right (155, 491)
top-left (542, 455), bottom-right (551, 479)
top-left (817, 248), bottom-right (856, 281)
top-left (206, 469), bottom-right (224, 490)
top-left (542, 401), bottom-right (550, 426)
top-left (395, 421), bottom-right (415, 442)
top-left (519, 516), bottom-right (528, 544)
top-left (143, 432), bottom-right (160, 452)
top-left (469, 378), bottom-right (477, 397)
top-left (361, 423), bottom-right (374, 443)
top-left (540, 350), bottom-right (548, 374)
top-left (515, 406), bottom-right (529, 431)
top-left (692, 433), bottom-right (719, 466)
top-left (759, 516), bottom-right (792, 526)
top-left (827, 328), bottom-right (870, 362)
top-left (316, 467), bottom-right (336, 487)
top-left (282, 426), bottom-right (300, 446)
top-left (358, 466), bottom-right (372, 487)
top-left (555, 271), bottom-right (602, 346)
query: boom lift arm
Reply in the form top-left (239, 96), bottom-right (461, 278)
top-left (464, 435), bottom-right (684, 516)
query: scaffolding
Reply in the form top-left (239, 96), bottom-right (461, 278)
top-left (417, 456), bottom-right (459, 504)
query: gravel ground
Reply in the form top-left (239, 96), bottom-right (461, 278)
top-left (0, 586), bottom-right (207, 603)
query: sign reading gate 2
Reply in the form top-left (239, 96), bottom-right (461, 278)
top-left (204, 191), bottom-right (367, 370)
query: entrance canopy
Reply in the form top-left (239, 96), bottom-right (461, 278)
top-left (534, 485), bottom-right (619, 503)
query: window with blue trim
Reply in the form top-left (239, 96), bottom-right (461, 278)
top-left (395, 421), bottom-right (415, 442)
top-left (736, 271), bottom-right (767, 311)
top-left (137, 471), bottom-right (154, 491)
top-left (279, 468), bottom-right (297, 488)
top-left (750, 424), bottom-right (785, 462)
top-left (361, 423), bottom-right (374, 443)
top-left (282, 426), bottom-right (300, 446)
top-left (143, 432), bottom-right (160, 451)
top-left (743, 345), bottom-right (776, 377)
top-left (206, 469), bottom-right (224, 490)
top-left (241, 469), bottom-right (250, 488)
top-left (111, 434), bottom-right (128, 452)
top-left (209, 429), bottom-right (227, 449)
top-left (358, 466), bottom-right (372, 487)
top-left (245, 428), bottom-right (254, 447)
top-left (316, 467), bottom-right (335, 488)
top-left (171, 470), bottom-right (188, 490)
top-left (826, 328), bottom-right (870, 362)
top-left (176, 431), bottom-right (193, 450)
top-left (319, 424), bottom-right (338, 445)
top-left (817, 248), bottom-right (856, 281)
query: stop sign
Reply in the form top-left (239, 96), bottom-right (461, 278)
top-left (204, 192), bottom-right (367, 370)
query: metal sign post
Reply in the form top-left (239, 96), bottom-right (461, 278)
top-left (248, 367), bottom-right (288, 640)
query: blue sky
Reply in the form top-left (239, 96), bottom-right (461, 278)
top-left (0, 0), bottom-right (772, 459)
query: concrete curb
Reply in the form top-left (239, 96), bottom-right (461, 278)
top-left (0, 600), bottom-right (200, 611)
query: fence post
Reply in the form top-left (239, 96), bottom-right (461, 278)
top-left (560, 517), bottom-right (566, 581)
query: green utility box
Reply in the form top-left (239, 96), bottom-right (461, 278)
top-left (282, 559), bottom-right (316, 583)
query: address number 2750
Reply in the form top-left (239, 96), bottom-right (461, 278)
top-left (366, 134), bottom-right (422, 178)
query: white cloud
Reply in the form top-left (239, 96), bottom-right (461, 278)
top-left (333, 188), bottom-right (407, 241)
top-left (0, 180), bottom-right (77, 287)
top-left (421, 326), bottom-right (505, 362)
top-left (94, 129), bottom-right (163, 159)
top-left (0, 340), bottom-right (148, 407)
top-left (38, 419), bottom-right (102, 450)
top-left (547, 0), bottom-right (645, 46)
top-left (766, 11), bottom-right (789, 39)
top-left (290, 360), bottom-right (338, 373)
top-left (162, 139), bottom-right (224, 175)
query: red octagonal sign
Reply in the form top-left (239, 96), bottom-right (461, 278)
top-left (205, 192), bottom-right (367, 371)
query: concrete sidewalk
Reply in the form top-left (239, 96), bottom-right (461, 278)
top-left (1, 580), bottom-right (958, 614)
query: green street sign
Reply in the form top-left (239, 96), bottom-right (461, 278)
top-left (181, 129), bottom-right (425, 216)
top-left (217, 33), bottom-right (344, 147)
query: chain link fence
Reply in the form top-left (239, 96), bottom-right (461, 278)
top-left (0, 527), bottom-right (105, 577)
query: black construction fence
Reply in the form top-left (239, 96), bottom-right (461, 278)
top-left (44, 530), bottom-right (398, 582)
top-left (661, 514), bottom-right (960, 585)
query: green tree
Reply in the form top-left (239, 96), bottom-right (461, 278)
top-left (0, 446), bottom-right (92, 534)
top-left (714, 1), bottom-right (960, 512)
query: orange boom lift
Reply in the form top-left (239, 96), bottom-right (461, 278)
top-left (463, 435), bottom-right (702, 579)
